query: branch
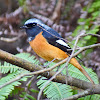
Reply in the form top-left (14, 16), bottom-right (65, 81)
top-left (0, 36), bottom-right (19, 43)
top-left (64, 89), bottom-right (93, 100)
top-left (0, 49), bottom-right (100, 94)
top-left (51, 0), bottom-right (62, 22)
top-left (0, 57), bottom-right (69, 89)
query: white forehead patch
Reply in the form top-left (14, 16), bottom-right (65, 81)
top-left (56, 40), bottom-right (70, 48)
top-left (25, 19), bottom-right (42, 25)
top-left (24, 18), bottom-right (50, 30)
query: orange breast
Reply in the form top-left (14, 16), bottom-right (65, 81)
top-left (29, 31), bottom-right (69, 62)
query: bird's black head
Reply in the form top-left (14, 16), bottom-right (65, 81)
top-left (21, 18), bottom-right (50, 41)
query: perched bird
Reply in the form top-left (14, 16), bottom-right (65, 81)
top-left (21, 18), bottom-right (94, 84)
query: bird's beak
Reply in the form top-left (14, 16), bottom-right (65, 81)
top-left (20, 25), bottom-right (28, 29)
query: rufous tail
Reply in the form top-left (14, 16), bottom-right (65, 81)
top-left (70, 58), bottom-right (94, 84)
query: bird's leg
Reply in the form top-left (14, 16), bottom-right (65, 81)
top-left (56, 65), bottom-right (60, 72)
top-left (43, 58), bottom-right (56, 68)
top-left (42, 58), bottom-right (56, 76)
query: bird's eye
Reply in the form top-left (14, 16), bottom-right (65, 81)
top-left (26, 23), bottom-right (37, 28)
top-left (32, 23), bottom-right (37, 26)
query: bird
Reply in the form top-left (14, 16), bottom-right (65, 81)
top-left (21, 18), bottom-right (94, 84)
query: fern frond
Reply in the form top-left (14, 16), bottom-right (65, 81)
top-left (37, 62), bottom-right (99, 100)
top-left (37, 77), bottom-right (73, 100)
top-left (68, 64), bottom-right (98, 84)
top-left (0, 63), bottom-right (22, 74)
top-left (0, 70), bottom-right (27, 100)
top-left (56, 63), bottom-right (99, 84)
top-left (0, 69), bottom-right (32, 100)
top-left (0, 53), bottom-right (39, 74)
top-left (79, 94), bottom-right (100, 100)
top-left (16, 53), bottom-right (39, 64)
top-left (0, 53), bottom-right (39, 100)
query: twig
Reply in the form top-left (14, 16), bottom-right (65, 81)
top-left (0, 37), bottom-right (19, 43)
top-left (6, 7), bottom-right (23, 18)
top-left (74, 43), bottom-right (100, 57)
top-left (26, 76), bottom-right (36, 87)
top-left (65, 32), bottom-right (83, 85)
top-left (51, 0), bottom-right (62, 22)
top-left (25, 75), bottom-right (37, 93)
top-left (64, 89), bottom-right (93, 100)
top-left (82, 33), bottom-right (100, 37)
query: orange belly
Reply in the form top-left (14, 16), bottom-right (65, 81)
top-left (29, 32), bottom-right (69, 62)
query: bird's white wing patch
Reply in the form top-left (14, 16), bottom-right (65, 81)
top-left (56, 40), bottom-right (70, 48)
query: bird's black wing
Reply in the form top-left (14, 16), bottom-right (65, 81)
top-left (42, 29), bottom-right (72, 55)
top-left (47, 38), bottom-right (72, 55)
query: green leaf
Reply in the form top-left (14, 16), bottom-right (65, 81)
top-left (18, 0), bottom-right (26, 6)
top-left (27, 94), bottom-right (36, 100)
top-left (30, 89), bottom-right (39, 93)
top-left (92, 11), bottom-right (100, 17)
top-left (84, 25), bottom-right (89, 30)
top-left (78, 18), bottom-right (85, 22)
